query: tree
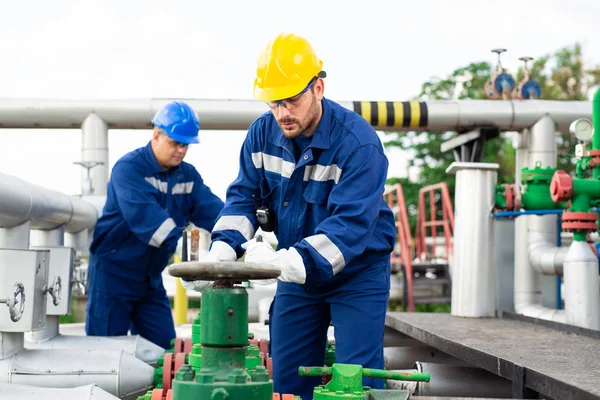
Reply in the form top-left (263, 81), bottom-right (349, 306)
top-left (384, 43), bottom-right (600, 232)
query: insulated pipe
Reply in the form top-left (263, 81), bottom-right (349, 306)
top-left (0, 172), bottom-right (97, 232)
top-left (528, 230), bottom-right (567, 275)
top-left (525, 119), bottom-right (567, 275)
top-left (564, 241), bottom-right (600, 329)
top-left (0, 383), bottom-right (118, 400)
top-left (0, 98), bottom-right (590, 132)
top-left (0, 349), bottom-right (154, 399)
top-left (515, 117), bottom-right (566, 322)
top-left (24, 334), bottom-right (165, 366)
top-left (80, 114), bottom-right (109, 196)
top-left (447, 162), bottom-right (498, 317)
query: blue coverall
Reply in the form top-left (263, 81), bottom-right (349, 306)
top-left (211, 98), bottom-right (396, 398)
top-left (86, 142), bottom-right (224, 349)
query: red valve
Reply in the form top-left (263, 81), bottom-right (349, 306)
top-left (550, 170), bottom-right (573, 203)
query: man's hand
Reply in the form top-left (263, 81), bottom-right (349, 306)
top-left (180, 241), bottom-right (237, 292)
top-left (242, 238), bottom-right (277, 261)
top-left (243, 238), bottom-right (306, 285)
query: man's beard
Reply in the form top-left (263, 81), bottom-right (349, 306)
top-left (277, 98), bottom-right (318, 138)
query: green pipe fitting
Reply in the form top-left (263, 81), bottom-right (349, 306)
top-left (570, 183), bottom-right (597, 212)
top-left (200, 287), bottom-right (248, 346)
top-left (298, 364), bottom-right (430, 383)
top-left (300, 364), bottom-right (428, 400)
top-left (593, 86), bottom-right (600, 160)
top-left (495, 185), bottom-right (508, 209)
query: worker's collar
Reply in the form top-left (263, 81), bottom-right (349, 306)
top-left (144, 141), bottom-right (179, 174)
top-left (274, 97), bottom-right (332, 150)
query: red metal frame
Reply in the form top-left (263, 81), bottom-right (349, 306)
top-left (384, 183), bottom-right (414, 312)
top-left (415, 183), bottom-right (454, 263)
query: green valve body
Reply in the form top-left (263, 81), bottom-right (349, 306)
top-left (171, 285), bottom-right (273, 400)
top-left (201, 287), bottom-right (248, 346)
top-left (521, 164), bottom-right (565, 210)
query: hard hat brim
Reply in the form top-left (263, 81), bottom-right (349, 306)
top-left (253, 81), bottom-right (312, 103)
top-left (167, 131), bottom-right (200, 145)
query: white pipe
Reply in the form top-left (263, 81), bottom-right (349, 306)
top-left (0, 172), bottom-right (97, 233)
top-left (80, 114), bottom-right (109, 196)
top-left (64, 229), bottom-right (90, 255)
top-left (24, 334), bottom-right (165, 366)
top-left (0, 383), bottom-right (119, 400)
top-left (528, 231), bottom-right (567, 275)
top-left (0, 349), bottom-right (154, 399)
top-left (564, 241), bottom-right (600, 330)
top-left (0, 98), bottom-right (590, 132)
top-left (524, 116), bottom-right (565, 283)
top-left (447, 162), bottom-right (498, 317)
top-left (0, 222), bottom-right (30, 249)
top-left (524, 117), bottom-right (566, 276)
top-left (514, 119), bottom-right (566, 321)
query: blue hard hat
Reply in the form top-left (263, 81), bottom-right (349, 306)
top-left (152, 101), bottom-right (200, 145)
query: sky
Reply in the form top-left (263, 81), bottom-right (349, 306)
top-left (0, 0), bottom-right (599, 200)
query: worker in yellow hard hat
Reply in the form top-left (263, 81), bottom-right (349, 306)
top-left (182, 33), bottom-right (395, 399)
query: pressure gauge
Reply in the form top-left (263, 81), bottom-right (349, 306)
top-left (569, 118), bottom-right (594, 142)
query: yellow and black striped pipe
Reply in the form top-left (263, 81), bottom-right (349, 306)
top-left (352, 101), bottom-right (428, 129)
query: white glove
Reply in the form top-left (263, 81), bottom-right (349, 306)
top-left (242, 238), bottom-right (276, 259)
top-left (243, 240), bottom-right (306, 285)
top-left (242, 239), bottom-right (278, 285)
top-left (180, 241), bottom-right (237, 292)
top-left (208, 241), bottom-right (237, 262)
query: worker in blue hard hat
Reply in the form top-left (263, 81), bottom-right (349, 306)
top-left (181, 33), bottom-right (396, 398)
top-left (85, 101), bottom-right (224, 350)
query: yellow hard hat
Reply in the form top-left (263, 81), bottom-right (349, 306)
top-left (253, 33), bottom-right (324, 102)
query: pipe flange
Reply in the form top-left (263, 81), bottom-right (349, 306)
top-left (509, 183), bottom-right (522, 210)
top-left (502, 184), bottom-right (514, 210)
top-left (587, 150), bottom-right (600, 165)
top-left (550, 170), bottom-right (573, 203)
top-left (562, 212), bottom-right (598, 232)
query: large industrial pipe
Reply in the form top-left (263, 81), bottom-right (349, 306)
top-left (0, 383), bottom-right (118, 400)
top-left (24, 334), bottom-right (165, 365)
top-left (0, 98), bottom-right (590, 132)
top-left (80, 113), bottom-right (109, 196)
top-left (515, 117), bottom-right (566, 322)
top-left (448, 162), bottom-right (498, 317)
top-left (0, 349), bottom-right (154, 399)
top-left (564, 240), bottom-right (600, 329)
top-left (0, 172), bottom-right (97, 232)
